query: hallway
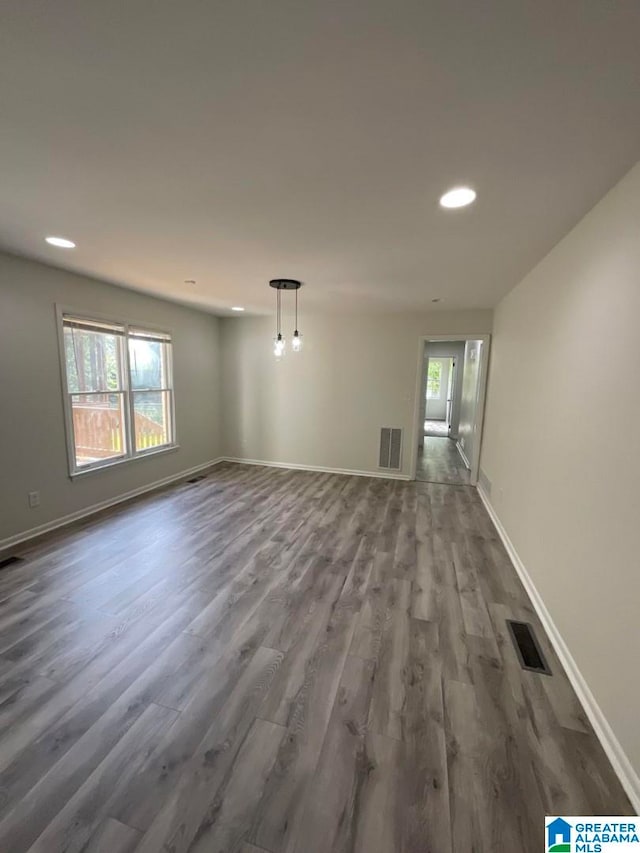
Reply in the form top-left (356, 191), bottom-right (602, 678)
top-left (424, 419), bottom-right (449, 437)
top-left (416, 436), bottom-right (471, 486)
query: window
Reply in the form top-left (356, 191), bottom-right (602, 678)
top-left (426, 359), bottom-right (443, 399)
top-left (60, 314), bottom-right (175, 474)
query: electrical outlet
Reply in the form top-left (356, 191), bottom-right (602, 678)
top-left (28, 491), bottom-right (40, 508)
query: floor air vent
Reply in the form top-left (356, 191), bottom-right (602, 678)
top-left (186, 475), bottom-right (207, 484)
top-left (379, 428), bottom-right (402, 470)
top-left (0, 555), bottom-right (23, 570)
top-left (506, 620), bottom-right (552, 675)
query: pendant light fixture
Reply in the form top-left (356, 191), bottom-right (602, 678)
top-left (292, 285), bottom-right (302, 351)
top-left (269, 278), bottom-right (303, 357)
top-left (273, 285), bottom-right (285, 358)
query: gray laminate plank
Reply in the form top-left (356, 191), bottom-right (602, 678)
top-left (466, 652), bottom-right (543, 853)
top-left (391, 481), bottom-right (418, 579)
top-left (258, 569), bottom-right (347, 726)
top-left (83, 818), bottom-right (141, 853)
top-left (349, 550), bottom-right (394, 660)
top-left (367, 578), bottom-right (411, 741)
top-left (416, 436), bottom-right (470, 485)
top-left (430, 541), bottom-right (473, 685)
top-left (0, 464), bottom-right (630, 853)
top-left (0, 609), bottom-right (121, 688)
top-left (450, 538), bottom-right (501, 664)
top-left (352, 731), bottom-right (402, 853)
top-left (188, 717), bottom-right (285, 853)
top-left (443, 679), bottom-right (484, 853)
top-left (402, 618), bottom-right (452, 853)
top-left (0, 587), bottom-right (204, 824)
top-left (0, 674), bottom-right (58, 732)
top-left (123, 645), bottom-right (284, 845)
top-left (286, 654), bottom-right (375, 853)
top-left (249, 562), bottom-right (364, 853)
top-left (24, 703), bottom-right (178, 852)
top-left (411, 527), bottom-right (450, 623)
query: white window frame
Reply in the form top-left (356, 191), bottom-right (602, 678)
top-left (56, 306), bottom-right (178, 477)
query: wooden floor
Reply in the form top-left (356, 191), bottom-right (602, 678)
top-left (0, 463), bottom-right (632, 852)
top-left (416, 435), bottom-right (471, 485)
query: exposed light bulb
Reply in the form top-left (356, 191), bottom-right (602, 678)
top-left (273, 334), bottom-right (286, 358)
top-left (291, 331), bottom-right (302, 352)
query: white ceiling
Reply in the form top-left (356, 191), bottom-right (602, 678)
top-left (1, 1), bottom-right (639, 315)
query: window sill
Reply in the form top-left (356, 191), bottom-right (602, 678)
top-left (69, 444), bottom-right (180, 479)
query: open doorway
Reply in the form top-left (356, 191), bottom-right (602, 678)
top-left (425, 356), bottom-right (455, 437)
top-left (413, 336), bottom-right (490, 485)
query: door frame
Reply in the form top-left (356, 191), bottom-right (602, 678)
top-left (445, 355), bottom-right (456, 428)
top-left (410, 334), bottom-right (491, 484)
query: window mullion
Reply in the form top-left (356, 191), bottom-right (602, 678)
top-left (122, 331), bottom-right (135, 458)
top-left (166, 341), bottom-right (174, 444)
top-left (168, 389), bottom-right (175, 444)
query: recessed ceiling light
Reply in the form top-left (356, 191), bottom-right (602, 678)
top-left (439, 187), bottom-right (476, 209)
top-left (45, 236), bottom-right (76, 248)
top-left (231, 306), bottom-right (245, 312)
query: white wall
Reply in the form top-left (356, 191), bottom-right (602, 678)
top-left (221, 310), bottom-right (492, 478)
top-left (458, 339), bottom-right (483, 466)
top-left (0, 252), bottom-right (222, 544)
top-left (480, 162), bottom-right (640, 788)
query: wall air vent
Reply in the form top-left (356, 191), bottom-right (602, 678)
top-left (506, 620), bottom-right (552, 675)
top-left (379, 428), bottom-right (402, 470)
top-left (186, 475), bottom-right (207, 484)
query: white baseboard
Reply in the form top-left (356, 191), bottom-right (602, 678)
top-left (0, 457), bottom-right (226, 553)
top-left (456, 441), bottom-right (471, 469)
top-left (2, 455), bottom-right (406, 553)
top-left (477, 485), bottom-right (640, 814)
top-left (223, 456), bottom-right (411, 481)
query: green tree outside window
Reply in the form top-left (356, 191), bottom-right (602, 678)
top-left (426, 360), bottom-right (442, 399)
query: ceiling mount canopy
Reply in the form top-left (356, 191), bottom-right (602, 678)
top-left (269, 279), bottom-right (302, 291)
